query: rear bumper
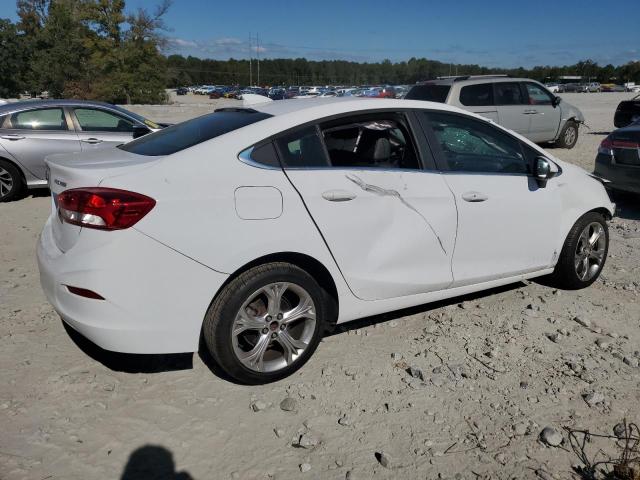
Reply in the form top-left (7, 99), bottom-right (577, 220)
top-left (594, 154), bottom-right (640, 194)
top-left (37, 217), bottom-right (229, 353)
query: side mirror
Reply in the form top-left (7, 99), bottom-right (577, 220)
top-left (534, 156), bottom-right (558, 187)
top-left (132, 125), bottom-right (151, 139)
top-left (552, 96), bottom-right (561, 107)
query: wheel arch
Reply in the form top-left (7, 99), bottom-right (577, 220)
top-left (214, 252), bottom-right (340, 330)
top-left (588, 206), bottom-right (613, 221)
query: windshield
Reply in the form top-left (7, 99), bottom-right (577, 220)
top-left (119, 109), bottom-right (272, 156)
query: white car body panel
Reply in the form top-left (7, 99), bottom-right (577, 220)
top-left (37, 98), bottom-right (615, 354)
top-left (286, 168), bottom-right (457, 300)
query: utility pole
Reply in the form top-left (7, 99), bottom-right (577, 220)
top-left (256, 33), bottom-right (260, 86)
top-left (249, 32), bottom-right (252, 86)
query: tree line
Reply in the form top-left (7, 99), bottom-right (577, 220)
top-left (166, 56), bottom-right (640, 88)
top-left (1, 1), bottom-right (640, 103)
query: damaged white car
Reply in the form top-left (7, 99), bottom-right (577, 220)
top-left (38, 98), bottom-right (614, 384)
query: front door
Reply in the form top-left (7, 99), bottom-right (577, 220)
top-left (0, 107), bottom-right (80, 180)
top-left (71, 107), bottom-right (136, 150)
top-left (421, 110), bottom-right (560, 286)
top-left (277, 113), bottom-right (458, 301)
top-left (523, 82), bottom-right (562, 142)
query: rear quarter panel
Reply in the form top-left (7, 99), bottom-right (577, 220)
top-left (100, 131), bottom-right (353, 305)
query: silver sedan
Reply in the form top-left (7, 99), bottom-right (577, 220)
top-left (0, 99), bottom-right (164, 201)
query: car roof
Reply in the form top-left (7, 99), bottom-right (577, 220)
top-left (225, 97), bottom-right (470, 125)
top-left (416, 76), bottom-right (538, 86)
top-left (0, 99), bottom-right (117, 115)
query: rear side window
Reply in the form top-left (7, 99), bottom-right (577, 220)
top-left (460, 83), bottom-right (494, 106)
top-left (405, 84), bottom-right (451, 102)
top-left (9, 108), bottom-right (68, 130)
top-left (494, 82), bottom-right (525, 106)
top-left (120, 110), bottom-right (272, 156)
top-left (275, 126), bottom-right (329, 168)
top-left (321, 114), bottom-right (420, 169)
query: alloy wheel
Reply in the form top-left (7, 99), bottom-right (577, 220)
top-left (231, 282), bottom-right (317, 373)
top-left (574, 222), bottom-right (606, 281)
top-left (564, 125), bottom-right (577, 146)
top-left (0, 166), bottom-right (13, 198)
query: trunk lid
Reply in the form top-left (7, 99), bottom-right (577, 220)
top-left (46, 148), bottom-right (160, 252)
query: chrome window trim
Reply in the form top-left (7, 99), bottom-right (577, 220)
top-left (238, 146), bottom-right (281, 170)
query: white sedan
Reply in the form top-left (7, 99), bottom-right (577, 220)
top-left (37, 98), bottom-right (614, 384)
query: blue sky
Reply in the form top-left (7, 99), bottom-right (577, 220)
top-left (1, 0), bottom-right (639, 67)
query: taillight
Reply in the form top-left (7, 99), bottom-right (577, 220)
top-left (598, 137), bottom-right (613, 155)
top-left (57, 188), bottom-right (155, 230)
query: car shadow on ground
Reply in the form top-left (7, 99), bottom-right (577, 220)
top-left (325, 281), bottom-right (525, 336)
top-left (63, 282), bottom-right (527, 381)
top-left (62, 321), bottom-right (193, 373)
top-left (611, 193), bottom-right (640, 221)
top-left (120, 445), bottom-right (193, 480)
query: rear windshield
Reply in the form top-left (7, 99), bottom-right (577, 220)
top-left (119, 110), bottom-right (272, 156)
top-left (405, 84), bottom-right (451, 103)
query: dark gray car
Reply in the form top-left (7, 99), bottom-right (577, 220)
top-left (0, 100), bottom-right (163, 201)
top-left (594, 122), bottom-right (640, 195)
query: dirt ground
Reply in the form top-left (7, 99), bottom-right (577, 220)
top-left (1, 93), bottom-right (639, 480)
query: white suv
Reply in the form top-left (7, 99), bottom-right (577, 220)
top-left (38, 98), bottom-right (613, 384)
top-left (406, 75), bottom-right (585, 148)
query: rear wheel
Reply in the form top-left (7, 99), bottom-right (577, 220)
top-left (203, 262), bottom-right (328, 384)
top-left (557, 121), bottom-right (579, 149)
top-left (547, 212), bottom-right (608, 290)
top-left (0, 160), bottom-right (24, 202)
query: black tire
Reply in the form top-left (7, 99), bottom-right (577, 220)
top-left (557, 121), bottom-right (579, 149)
top-left (546, 212), bottom-right (609, 290)
top-left (0, 159), bottom-right (24, 202)
top-left (203, 262), bottom-right (331, 384)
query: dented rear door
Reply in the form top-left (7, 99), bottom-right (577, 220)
top-left (279, 120), bottom-right (457, 301)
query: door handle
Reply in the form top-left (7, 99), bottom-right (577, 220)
top-left (0, 134), bottom-right (25, 140)
top-left (462, 191), bottom-right (488, 202)
top-left (322, 190), bottom-right (357, 202)
top-left (523, 109), bottom-right (538, 114)
top-left (81, 138), bottom-right (103, 144)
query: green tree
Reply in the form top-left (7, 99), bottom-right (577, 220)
top-left (0, 18), bottom-right (28, 97)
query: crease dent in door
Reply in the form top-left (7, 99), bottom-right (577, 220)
top-left (345, 174), bottom-right (447, 254)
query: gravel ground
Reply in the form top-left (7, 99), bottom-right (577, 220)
top-left (1, 93), bottom-right (639, 480)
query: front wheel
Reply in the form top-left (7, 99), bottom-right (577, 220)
top-left (557, 121), bottom-right (579, 149)
top-left (203, 262), bottom-right (329, 384)
top-left (547, 212), bottom-right (609, 290)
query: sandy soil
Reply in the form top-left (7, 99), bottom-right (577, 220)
top-left (1, 93), bottom-right (639, 480)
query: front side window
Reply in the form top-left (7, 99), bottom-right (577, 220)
top-left (74, 108), bottom-right (135, 132)
top-left (426, 112), bottom-right (528, 174)
top-left (494, 82), bottom-right (525, 106)
top-left (9, 108), bottom-right (68, 130)
top-left (524, 83), bottom-right (553, 105)
top-left (120, 110), bottom-right (272, 156)
top-left (460, 83), bottom-right (494, 106)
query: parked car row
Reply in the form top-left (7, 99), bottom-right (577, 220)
top-left (174, 84), bottom-right (410, 100)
